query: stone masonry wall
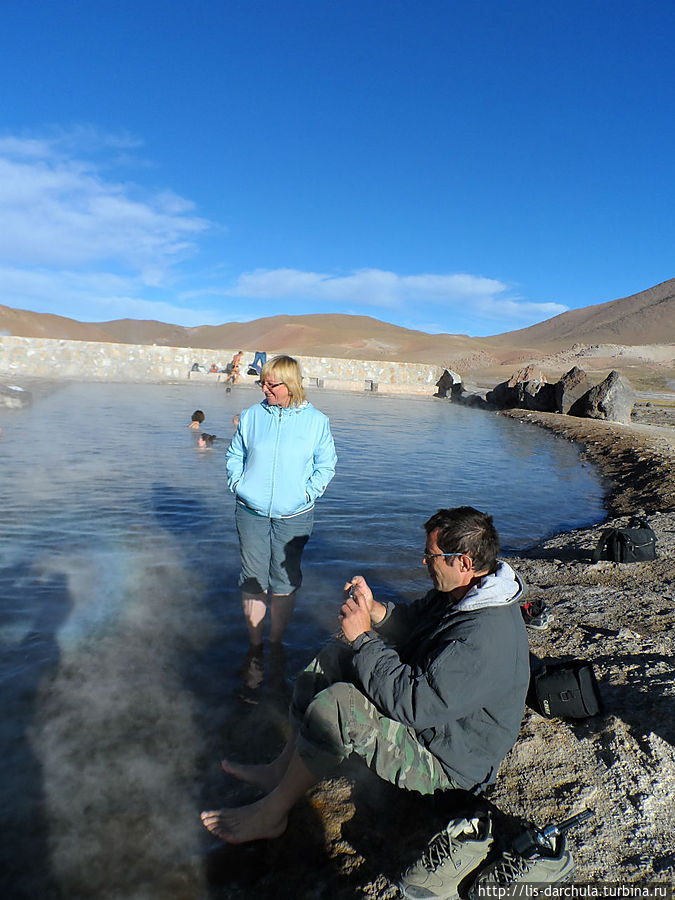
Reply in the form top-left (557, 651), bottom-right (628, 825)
top-left (0, 335), bottom-right (443, 395)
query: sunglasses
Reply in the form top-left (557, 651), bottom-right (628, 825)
top-left (422, 550), bottom-right (465, 561)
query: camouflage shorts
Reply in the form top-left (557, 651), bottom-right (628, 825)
top-left (291, 640), bottom-right (457, 794)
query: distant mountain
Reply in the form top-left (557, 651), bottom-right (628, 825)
top-left (1, 278), bottom-right (674, 368)
top-left (0, 305), bottom-right (112, 342)
top-left (484, 278), bottom-right (675, 350)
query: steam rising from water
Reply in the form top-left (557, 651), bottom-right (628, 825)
top-left (27, 532), bottom-right (215, 898)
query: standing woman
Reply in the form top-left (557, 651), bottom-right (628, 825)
top-left (226, 355), bottom-right (337, 647)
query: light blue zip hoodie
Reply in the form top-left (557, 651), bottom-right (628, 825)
top-left (225, 400), bottom-right (337, 518)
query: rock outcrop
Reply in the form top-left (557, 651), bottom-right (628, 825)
top-left (553, 365), bottom-right (589, 414)
top-left (485, 366), bottom-right (557, 413)
top-left (568, 370), bottom-right (636, 425)
top-left (444, 366), bottom-right (636, 425)
top-left (434, 368), bottom-right (461, 398)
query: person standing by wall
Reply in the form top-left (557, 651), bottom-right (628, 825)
top-left (225, 355), bottom-right (337, 647)
top-left (225, 350), bottom-right (244, 384)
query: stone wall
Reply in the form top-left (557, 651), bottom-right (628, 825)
top-left (0, 335), bottom-right (443, 395)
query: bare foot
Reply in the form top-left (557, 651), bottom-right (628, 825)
top-left (201, 799), bottom-right (288, 844)
top-left (221, 757), bottom-right (286, 793)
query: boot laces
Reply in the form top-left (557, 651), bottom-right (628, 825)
top-left (420, 830), bottom-right (465, 872)
top-left (484, 851), bottom-right (533, 884)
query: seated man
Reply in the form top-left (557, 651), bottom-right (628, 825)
top-left (201, 506), bottom-right (530, 845)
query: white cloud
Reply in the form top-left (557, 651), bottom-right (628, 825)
top-left (225, 267), bottom-right (567, 326)
top-left (0, 265), bottom-right (223, 326)
top-left (227, 267), bottom-right (509, 308)
top-left (0, 136), bottom-right (54, 159)
top-left (474, 297), bottom-right (568, 321)
top-left (0, 135), bottom-right (209, 281)
top-left (0, 132), bottom-right (566, 334)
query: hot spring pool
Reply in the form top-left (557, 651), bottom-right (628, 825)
top-left (0, 381), bottom-right (606, 897)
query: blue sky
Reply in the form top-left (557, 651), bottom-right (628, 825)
top-left (1, 0), bottom-right (674, 337)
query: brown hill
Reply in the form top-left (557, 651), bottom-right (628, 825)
top-left (484, 277), bottom-right (675, 351)
top-left (172, 314), bottom-right (496, 364)
top-left (1, 279), bottom-right (674, 379)
top-left (95, 318), bottom-right (195, 348)
top-left (0, 304), bottom-right (111, 342)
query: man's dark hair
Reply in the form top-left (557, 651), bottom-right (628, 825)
top-left (191, 409), bottom-right (205, 423)
top-left (424, 506), bottom-right (500, 574)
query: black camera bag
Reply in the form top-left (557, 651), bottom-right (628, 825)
top-left (592, 518), bottom-right (656, 563)
top-left (528, 656), bottom-right (603, 720)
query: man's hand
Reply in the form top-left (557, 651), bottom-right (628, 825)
top-left (339, 592), bottom-right (372, 643)
top-left (343, 575), bottom-right (386, 625)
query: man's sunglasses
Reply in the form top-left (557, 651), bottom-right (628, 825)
top-left (423, 550), bottom-right (465, 561)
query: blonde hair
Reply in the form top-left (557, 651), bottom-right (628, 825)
top-left (261, 355), bottom-right (306, 407)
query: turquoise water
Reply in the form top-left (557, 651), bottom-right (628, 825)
top-left (0, 381), bottom-right (606, 897)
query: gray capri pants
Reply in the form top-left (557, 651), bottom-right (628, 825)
top-left (235, 502), bottom-right (314, 595)
top-left (290, 640), bottom-right (457, 795)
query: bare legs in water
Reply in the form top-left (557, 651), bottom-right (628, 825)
top-left (200, 738), bottom-right (318, 844)
top-left (241, 592), bottom-right (296, 647)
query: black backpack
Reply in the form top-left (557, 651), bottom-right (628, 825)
top-left (591, 518), bottom-right (656, 563)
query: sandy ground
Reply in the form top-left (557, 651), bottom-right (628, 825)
top-left (203, 401), bottom-right (675, 898)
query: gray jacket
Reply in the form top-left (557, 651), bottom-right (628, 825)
top-left (350, 561), bottom-right (530, 790)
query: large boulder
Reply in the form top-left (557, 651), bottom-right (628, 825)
top-left (431, 369), bottom-right (489, 409)
top-left (553, 366), bottom-right (589, 414)
top-left (434, 369), bottom-right (461, 398)
top-left (0, 383), bottom-right (32, 409)
top-left (485, 379), bottom-right (522, 409)
top-left (568, 370), bottom-right (636, 424)
top-left (522, 380), bottom-right (558, 412)
top-left (452, 382), bottom-right (488, 409)
top-left (507, 365), bottom-right (544, 387)
top-left (486, 366), bottom-right (550, 410)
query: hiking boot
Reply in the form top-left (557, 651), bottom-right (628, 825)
top-left (468, 834), bottom-right (575, 897)
top-left (399, 815), bottom-right (493, 900)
